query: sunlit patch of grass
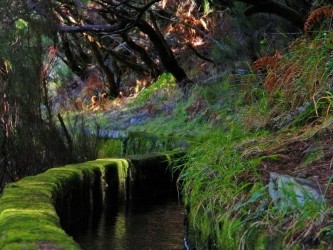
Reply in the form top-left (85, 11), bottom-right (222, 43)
top-left (128, 73), bottom-right (180, 108)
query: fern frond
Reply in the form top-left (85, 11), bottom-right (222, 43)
top-left (304, 5), bottom-right (333, 33)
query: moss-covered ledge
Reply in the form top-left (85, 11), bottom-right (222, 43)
top-left (0, 159), bottom-right (129, 250)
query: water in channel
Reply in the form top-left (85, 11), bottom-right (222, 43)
top-left (68, 193), bottom-right (185, 250)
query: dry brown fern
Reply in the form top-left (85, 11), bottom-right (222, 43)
top-left (83, 73), bottom-right (107, 99)
top-left (264, 64), bottom-right (298, 95)
top-left (264, 71), bottom-right (279, 95)
top-left (252, 50), bottom-right (303, 95)
top-left (252, 50), bottom-right (282, 72)
top-left (304, 5), bottom-right (333, 33)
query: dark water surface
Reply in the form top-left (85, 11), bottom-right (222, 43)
top-left (70, 195), bottom-right (185, 250)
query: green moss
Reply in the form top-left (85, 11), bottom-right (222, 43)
top-left (0, 158), bottom-right (130, 250)
top-left (0, 152), bottom-right (179, 249)
top-left (0, 212), bottom-right (77, 249)
top-left (97, 139), bottom-right (123, 158)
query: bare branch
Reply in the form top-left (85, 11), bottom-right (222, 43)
top-left (187, 43), bottom-right (215, 64)
top-left (57, 22), bottom-right (127, 33)
top-left (237, 0), bottom-right (305, 29)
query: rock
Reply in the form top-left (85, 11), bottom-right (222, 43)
top-left (269, 172), bottom-right (324, 209)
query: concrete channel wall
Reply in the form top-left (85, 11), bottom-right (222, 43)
top-left (0, 154), bottom-right (175, 250)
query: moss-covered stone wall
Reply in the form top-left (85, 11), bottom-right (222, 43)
top-left (0, 154), bottom-right (176, 250)
top-left (96, 131), bottom-right (188, 158)
top-left (0, 159), bottom-right (128, 250)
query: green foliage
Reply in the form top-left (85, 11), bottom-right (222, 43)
top-left (130, 35), bottom-right (333, 248)
top-left (2, 1), bottom-right (333, 249)
top-left (135, 77), bottom-right (272, 248)
top-left (0, 3), bottom-right (75, 190)
top-left (176, 125), bottom-right (264, 249)
top-left (97, 139), bottom-right (123, 158)
top-left (201, 0), bottom-right (214, 15)
top-left (266, 32), bottom-right (333, 128)
top-left (15, 18), bottom-right (28, 30)
top-left (59, 113), bottom-right (101, 161)
top-left (129, 73), bottom-right (177, 107)
top-left (300, 148), bottom-right (324, 168)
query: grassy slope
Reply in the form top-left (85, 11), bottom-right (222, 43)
top-left (118, 32), bottom-right (333, 249)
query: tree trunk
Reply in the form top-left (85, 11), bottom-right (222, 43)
top-left (86, 35), bottom-right (119, 97)
top-left (60, 33), bottom-right (85, 76)
top-left (136, 19), bottom-right (192, 92)
top-left (121, 33), bottom-right (162, 78)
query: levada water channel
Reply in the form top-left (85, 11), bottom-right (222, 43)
top-left (59, 155), bottom-right (188, 249)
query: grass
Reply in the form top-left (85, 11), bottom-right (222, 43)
top-left (130, 77), bottom-right (267, 248)
top-left (127, 72), bottom-right (179, 108)
top-left (126, 31), bottom-right (333, 249)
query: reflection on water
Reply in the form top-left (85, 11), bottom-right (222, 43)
top-left (70, 195), bottom-right (184, 250)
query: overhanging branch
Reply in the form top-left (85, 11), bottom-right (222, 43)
top-left (236, 0), bottom-right (305, 29)
top-left (57, 22), bottom-right (127, 33)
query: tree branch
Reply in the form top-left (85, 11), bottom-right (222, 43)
top-left (57, 113), bottom-right (73, 157)
top-left (85, 35), bottom-right (119, 97)
top-left (187, 43), bottom-right (215, 63)
top-left (136, 19), bottom-right (191, 91)
top-left (57, 22), bottom-right (127, 33)
top-left (237, 0), bottom-right (305, 29)
top-left (121, 33), bottom-right (162, 78)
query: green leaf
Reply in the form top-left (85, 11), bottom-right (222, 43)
top-left (249, 189), bottom-right (266, 203)
top-left (15, 19), bottom-right (28, 30)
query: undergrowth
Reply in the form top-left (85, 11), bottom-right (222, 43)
top-left (135, 32), bottom-right (333, 249)
top-left (52, 30), bottom-right (333, 249)
top-left (128, 72), bottom-right (179, 108)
